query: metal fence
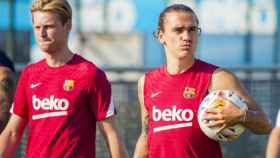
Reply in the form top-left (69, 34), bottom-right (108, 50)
top-left (13, 68), bottom-right (280, 158)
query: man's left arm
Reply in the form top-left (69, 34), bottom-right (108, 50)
top-left (98, 116), bottom-right (129, 158)
top-left (0, 67), bottom-right (16, 133)
top-left (206, 68), bottom-right (272, 134)
top-left (266, 110), bottom-right (280, 158)
top-left (266, 127), bottom-right (280, 158)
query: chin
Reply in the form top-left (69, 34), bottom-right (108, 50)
top-left (177, 54), bottom-right (194, 61)
top-left (39, 46), bottom-right (56, 54)
top-left (39, 46), bottom-right (50, 52)
top-left (178, 51), bottom-right (193, 57)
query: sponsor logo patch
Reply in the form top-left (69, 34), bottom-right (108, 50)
top-left (152, 106), bottom-right (194, 132)
top-left (32, 95), bottom-right (70, 120)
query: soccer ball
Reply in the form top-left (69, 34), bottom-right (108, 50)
top-left (198, 90), bottom-right (248, 142)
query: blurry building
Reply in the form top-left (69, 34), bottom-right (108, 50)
top-left (0, 0), bottom-right (278, 69)
top-left (1, 1), bottom-right (279, 158)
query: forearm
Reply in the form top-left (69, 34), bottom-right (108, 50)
top-left (266, 128), bottom-right (280, 158)
top-left (133, 133), bottom-right (148, 158)
top-left (134, 76), bottom-right (148, 158)
top-left (0, 115), bottom-right (26, 158)
top-left (243, 109), bottom-right (272, 134)
top-left (209, 69), bottom-right (272, 134)
top-left (104, 129), bottom-right (128, 158)
top-left (0, 130), bottom-right (22, 158)
top-left (98, 117), bottom-right (128, 158)
top-left (0, 112), bottom-right (10, 133)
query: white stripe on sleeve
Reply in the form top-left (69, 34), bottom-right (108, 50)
top-left (9, 103), bottom-right (14, 114)
top-left (106, 95), bottom-right (115, 118)
top-left (276, 110), bottom-right (280, 127)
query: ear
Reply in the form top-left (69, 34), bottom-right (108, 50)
top-left (64, 20), bottom-right (72, 32)
top-left (158, 31), bottom-right (166, 45)
top-left (31, 15), bottom-right (34, 24)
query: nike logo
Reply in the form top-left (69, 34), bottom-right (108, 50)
top-left (30, 83), bottom-right (41, 88)
top-left (151, 91), bottom-right (161, 98)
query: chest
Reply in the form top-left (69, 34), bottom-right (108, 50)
top-left (145, 74), bottom-right (209, 110)
top-left (24, 69), bottom-right (90, 116)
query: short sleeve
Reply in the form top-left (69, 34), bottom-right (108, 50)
top-left (276, 110), bottom-right (280, 127)
top-left (88, 69), bottom-right (116, 121)
top-left (11, 69), bottom-right (29, 120)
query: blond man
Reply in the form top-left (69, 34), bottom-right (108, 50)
top-left (0, 0), bottom-right (128, 158)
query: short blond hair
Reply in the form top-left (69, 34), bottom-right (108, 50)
top-left (31, 0), bottom-right (72, 25)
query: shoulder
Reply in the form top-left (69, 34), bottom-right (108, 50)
top-left (22, 59), bottom-right (46, 74)
top-left (0, 66), bottom-right (16, 88)
top-left (138, 75), bottom-right (145, 90)
top-left (142, 67), bottom-right (163, 88)
top-left (195, 59), bottom-right (219, 73)
top-left (0, 50), bottom-right (15, 72)
top-left (144, 66), bottom-right (164, 78)
top-left (74, 55), bottom-right (109, 84)
top-left (212, 68), bottom-right (237, 82)
top-left (73, 54), bottom-right (105, 77)
top-left (0, 66), bottom-right (14, 78)
top-left (210, 68), bottom-right (240, 91)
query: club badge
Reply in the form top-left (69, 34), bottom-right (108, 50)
top-left (63, 80), bottom-right (75, 91)
top-left (183, 87), bottom-right (196, 98)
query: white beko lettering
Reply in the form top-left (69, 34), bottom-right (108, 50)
top-left (32, 95), bottom-right (69, 111)
top-left (32, 95), bottom-right (70, 120)
top-left (152, 106), bottom-right (194, 133)
top-left (152, 106), bottom-right (194, 122)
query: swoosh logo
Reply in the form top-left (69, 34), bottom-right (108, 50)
top-left (151, 91), bottom-right (161, 98)
top-left (30, 83), bottom-right (41, 89)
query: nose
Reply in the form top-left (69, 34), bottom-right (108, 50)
top-left (40, 27), bottom-right (47, 38)
top-left (181, 30), bottom-right (191, 41)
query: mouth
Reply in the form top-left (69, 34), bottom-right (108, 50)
top-left (37, 37), bottom-right (51, 42)
top-left (181, 44), bottom-right (192, 49)
top-left (38, 39), bottom-right (52, 44)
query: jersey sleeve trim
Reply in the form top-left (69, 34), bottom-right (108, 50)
top-left (10, 104), bottom-right (28, 120)
top-left (105, 96), bottom-right (116, 118)
top-left (9, 102), bottom-right (14, 114)
top-left (276, 110), bottom-right (280, 127)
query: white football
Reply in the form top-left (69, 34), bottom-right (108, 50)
top-left (198, 90), bottom-right (248, 142)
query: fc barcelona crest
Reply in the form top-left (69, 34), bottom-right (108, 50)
top-left (183, 87), bottom-right (196, 98)
top-left (63, 80), bottom-right (75, 91)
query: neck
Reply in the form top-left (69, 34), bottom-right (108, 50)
top-left (166, 53), bottom-right (195, 75)
top-left (44, 47), bottom-right (74, 67)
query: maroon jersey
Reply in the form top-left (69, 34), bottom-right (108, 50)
top-left (144, 59), bottom-right (222, 158)
top-left (11, 54), bottom-right (115, 158)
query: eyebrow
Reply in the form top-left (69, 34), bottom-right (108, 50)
top-left (172, 26), bottom-right (185, 31)
top-left (172, 25), bottom-right (197, 31)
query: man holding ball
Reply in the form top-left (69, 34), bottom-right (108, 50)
top-left (133, 4), bottom-right (271, 158)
